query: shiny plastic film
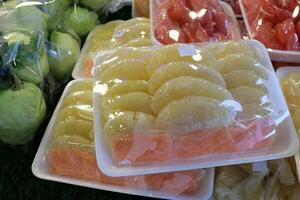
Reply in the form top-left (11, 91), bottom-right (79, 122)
top-left (73, 18), bottom-right (152, 79)
top-left (0, 1), bottom-right (83, 82)
top-left (37, 80), bottom-right (211, 200)
top-left (93, 40), bottom-right (298, 176)
top-left (239, 0), bottom-right (300, 62)
top-left (0, 27), bottom-right (47, 145)
top-left (277, 67), bottom-right (300, 183)
top-left (213, 159), bottom-right (300, 200)
top-left (151, 0), bottom-right (241, 45)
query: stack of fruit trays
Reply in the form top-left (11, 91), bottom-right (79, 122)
top-left (31, 0), bottom-right (300, 199)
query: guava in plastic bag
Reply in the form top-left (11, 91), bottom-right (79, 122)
top-left (64, 5), bottom-right (99, 37)
top-left (48, 28), bottom-right (81, 81)
top-left (0, 4), bottom-right (49, 38)
top-left (2, 29), bottom-right (49, 85)
top-left (80, 0), bottom-right (110, 10)
top-left (0, 82), bottom-right (46, 144)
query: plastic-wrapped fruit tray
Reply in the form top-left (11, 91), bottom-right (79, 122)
top-left (93, 40), bottom-right (299, 177)
top-left (31, 79), bottom-right (215, 200)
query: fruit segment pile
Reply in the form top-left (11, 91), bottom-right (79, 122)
top-left (95, 41), bottom-right (275, 166)
top-left (242, 0), bottom-right (300, 50)
top-left (49, 80), bottom-right (205, 195)
top-left (80, 18), bottom-right (152, 78)
top-left (153, 0), bottom-right (236, 44)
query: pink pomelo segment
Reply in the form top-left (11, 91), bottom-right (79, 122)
top-left (49, 147), bottom-right (202, 194)
top-left (111, 117), bottom-right (275, 163)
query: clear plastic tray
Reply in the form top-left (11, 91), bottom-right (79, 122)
top-left (150, 0), bottom-right (241, 45)
top-left (31, 79), bottom-right (215, 200)
top-left (93, 40), bottom-right (299, 177)
top-left (276, 67), bottom-right (300, 183)
top-left (238, 0), bottom-right (300, 63)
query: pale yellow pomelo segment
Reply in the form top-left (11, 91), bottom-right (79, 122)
top-left (123, 38), bottom-right (152, 47)
top-left (217, 54), bottom-right (268, 79)
top-left (148, 62), bottom-right (225, 94)
top-left (281, 73), bottom-right (300, 109)
top-left (69, 81), bottom-right (93, 94)
top-left (54, 119), bottom-right (93, 141)
top-left (111, 22), bottom-right (150, 47)
top-left (147, 45), bottom-right (218, 75)
top-left (223, 70), bottom-right (268, 92)
top-left (151, 76), bottom-right (233, 114)
top-left (103, 111), bottom-right (155, 136)
top-left (99, 60), bottom-right (149, 82)
top-left (156, 96), bottom-right (236, 131)
top-left (57, 105), bottom-right (94, 122)
top-left (62, 91), bottom-right (93, 108)
top-left (106, 80), bottom-right (149, 98)
top-left (104, 92), bottom-right (153, 115)
top-left (54, 135), bottom-right (92, 146)
top-left (113, 17), bottom-right (149, 30)
top-left (96, 48), bottom-right (151, 74)
top-left (236, 103), bottom-right (273, 121)
top-left (207, 41), bottom-right (254, 59)
top-left (230, 86), bottom-right (268, 105)
top-left (292, 108), bottom-right (300, 131)
top-left (88, 20), bottom-right (123, 52)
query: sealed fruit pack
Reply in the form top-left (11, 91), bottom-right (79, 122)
top-left (277, 67), bottom-right (300, 182)
top-left (151, 0), bottom-right (241, 44)
top-left (93, 40), bottom-right (298, 176)
top-left (73, 18), bottom-right (152, 79)
top-left (32, 80), bottom-right (214, 200)
top-left (239, 0), bottom-right (300, 62)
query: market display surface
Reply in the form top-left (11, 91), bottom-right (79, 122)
top-left (1, 0), bottom-right (300, 200)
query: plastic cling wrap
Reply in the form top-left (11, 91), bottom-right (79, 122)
top-left (0, 28), bottom-right (47, 145)
top-left (73, 18), bottom-right (152, 79)
top-left (32, 80), bottom-right (214, 200)
top-left (151, 0), bottom-right (241, 45)
top-left (277, 67), bottom-right (300, 183)
top-left (239, 0), bottom-right (300, 62)
top-left (93, 40), bottom-right (298, 176)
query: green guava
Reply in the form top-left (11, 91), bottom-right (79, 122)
top-left (0, 82), bottom-right (47, 144)
top-left (80, 0), bottom-right (110, 10)
top-left (64, 6), bottom-right (99, 37)
top-left (4, 31), bottom-right (49, 85)
top-left (48, 31), bottom-right (80, 81)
